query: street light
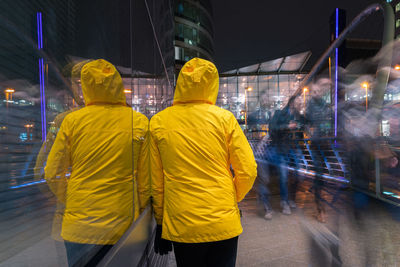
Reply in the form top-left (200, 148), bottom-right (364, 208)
top-left (303, 87), bottom-right (308, 107)
top-left (124, 89), bottom-right (132, 106)
top-left (361, 82), bottom-right (369, 111)
top-left (244, 86), bottom-right (252, 131)
top-left (4, 88), bottom-right (15, 108)
top-left (394, 64), bottom-right (400, 71)
top-left (24, 124), bottom-right (34, 140)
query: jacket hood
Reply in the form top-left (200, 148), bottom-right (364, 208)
top-left (81, 59), bottom-right (126, 105)
top-left (173, 58), bottom-right (219, 105)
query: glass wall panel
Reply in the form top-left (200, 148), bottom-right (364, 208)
top-left (0, 0), bottom-right (174, 266)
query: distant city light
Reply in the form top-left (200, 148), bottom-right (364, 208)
top-left (4, 88), bottom-right (15, 93)
top-left (124, 89), bottom-right (132, 93)
top-left (395, 65), bottom-right (400, 70)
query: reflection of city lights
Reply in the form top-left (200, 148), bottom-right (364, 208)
top-left (361, 82), bottom-right (369, 111)
top-left (4, 88), bottom-right (15, 106)
top-left (361, 82), bottom-right (369, 89)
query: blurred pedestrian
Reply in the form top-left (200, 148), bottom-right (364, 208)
top-left (305, 86), bottom-right (329, 223)
top-left (266, 100), bottom-right (299, 217)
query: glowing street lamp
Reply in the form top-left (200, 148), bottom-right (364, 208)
top-left (124, 89), bottom-right (133, 105)
top-left (303, 87), bottom-right (308, 107)
top-left (394, 65), bottom-right (400, 71)
top-left (361, 82), bottom-right (369, 111)
top-left (24, 124), bottom-right (34, 140)
top-left (244, 86), bottom-right (253, 131)
top-left (4, 88), bottom-right (15, 108)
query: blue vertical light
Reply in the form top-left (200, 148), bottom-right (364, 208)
top-left (37, 12), bottom-right (46, 141)
top-left (334, 8), bottom-right (339, 138)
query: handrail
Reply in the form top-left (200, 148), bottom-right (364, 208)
top-left (286, 2), bottom-right (394, 106)
top-left (251, 137), bottom-right (400, 207)
top-left (98, 205), bottom-right (165, 267)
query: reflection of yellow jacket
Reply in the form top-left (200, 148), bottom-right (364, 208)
top-left (35, 108), bottom-right (79, 241)
top-left (150, 58), bottom-right (257, 243)
top-left (45, 59), bottom-right (150, 245)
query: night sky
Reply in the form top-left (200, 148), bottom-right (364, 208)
top-left (212, 0), bottom-right (384, 72)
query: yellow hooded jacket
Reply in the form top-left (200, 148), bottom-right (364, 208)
top-left (150, 58), bottom-right (257, 243)
top-left (45, 59), bottom-right (150, 245)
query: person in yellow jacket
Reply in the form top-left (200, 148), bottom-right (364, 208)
top-left (45, 59), bottom-right (150, 267)
top-left (150, 57), bottom-right (257, 266)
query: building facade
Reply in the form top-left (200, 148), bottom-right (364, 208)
top-left (389, 0), bottom-right (400, 38)
top-left (174, 0), bottom-right (214, 70)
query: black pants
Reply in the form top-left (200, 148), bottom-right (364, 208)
top-left (172, 236), bottom-right (238, 267)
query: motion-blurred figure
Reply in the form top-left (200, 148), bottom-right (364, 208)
top-left (265, 100), bottom-right (299, 218)
top-left (305, 86), bottom-right (329, 223)
top-left (150, 58), bottom-right (257, 266)
top-left (44, 59), bottom-right (150, 266)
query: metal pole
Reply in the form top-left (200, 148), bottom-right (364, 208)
top-left (245, 89), bottom-right (248, 130)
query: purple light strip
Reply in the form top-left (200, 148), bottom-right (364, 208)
top-left (9, 179), bottom-right (46, 190)
top-left (334, 8), bottom-right (339, 137)
top-left (36, 13), bottom-right (40, 48)
top-left (37, 12), bottom-right (46, 141)
top-left (39, 13), bottom-right (43, 49)
top-left (39, 59), bottom-right (43, 138)
top-left (41, 58), bottom-right (46, 141)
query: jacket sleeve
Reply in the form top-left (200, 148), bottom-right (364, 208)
top-left (44, 117), bottom-right (71, 204)
top-left (137, 120), bottom-right (151, 214)
top-left (227, 113), bottom-right (257, 202)
top-left (149, 120), bottom-right (164, 225)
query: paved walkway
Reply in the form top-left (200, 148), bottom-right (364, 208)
top-left (2, 177), bottom-right (400, 266)
top-left (235, 178), bottom-right (400, 267)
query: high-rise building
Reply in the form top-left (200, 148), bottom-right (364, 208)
top-left (174, 0), bottom-right (214, 70)
top-left (388, 0), bottom-right (400, 38)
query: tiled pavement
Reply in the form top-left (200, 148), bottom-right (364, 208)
top-left (2, 177), bottom-right (399, 266)
top-left (235, 178), bottom-right (400, 267)
top-left (168, 176), bottom-right (400, 267)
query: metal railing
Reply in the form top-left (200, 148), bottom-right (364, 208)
top-left (250, 137), bottom-right (400, 207)
top-left (250, 138), bottom-right (348, 183)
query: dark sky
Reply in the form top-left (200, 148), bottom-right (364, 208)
top-left (212, 0), bottom-right (384, 72)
